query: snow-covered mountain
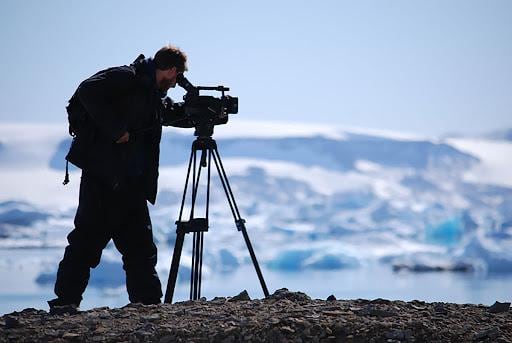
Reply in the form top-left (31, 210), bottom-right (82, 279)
top-left (1, 121), bottom-right (512, 290)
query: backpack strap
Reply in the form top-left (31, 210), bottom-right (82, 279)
top-left (63, 160), bottom-right (70, 185)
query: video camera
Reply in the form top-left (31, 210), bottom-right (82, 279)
top-left (177, 74), bottom-right (238, 137)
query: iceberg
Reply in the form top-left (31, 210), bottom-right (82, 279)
top-left (268, 249), bottom-right (359, 271)
top-left (36, 259), bottom-right (125, 288)
top-left (303, 253), bottom-right (360, 270)
top-left (424, 217), bottom-right (463, 247)
top-left (0, 201), bottom-right (50, 227)
top-left (267, 250), bottom-right (314, 271)
top-left (455, 233), bottom-right (512, 273)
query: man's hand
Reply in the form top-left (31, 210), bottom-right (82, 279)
top-left (116, 132), bottom-right (130, 144)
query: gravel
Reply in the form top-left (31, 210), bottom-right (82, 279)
top-left (1, 289), bottom-right (511, 342)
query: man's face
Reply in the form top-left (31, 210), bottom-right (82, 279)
top-left (156, 67), bottom-right (180, 91)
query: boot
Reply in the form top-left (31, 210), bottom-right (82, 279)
top-left (48, 298), bottom-right (80, 315)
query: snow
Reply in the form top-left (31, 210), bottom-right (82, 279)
top-left (447, 138), bottom-right (512, 187)
top-left (0, 123), bottom-right (67, 168)
top-left (210, 120), bottom-right (348, 140)
top-left (208, 120), bottom-right (428, 142)
top-left (0, 169), bottom-right (80, 210)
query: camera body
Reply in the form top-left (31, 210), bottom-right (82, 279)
top-left (177, 74), bottom-right (238, 137)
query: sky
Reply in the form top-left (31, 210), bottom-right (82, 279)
top-left (0, 0), bottom-right (511, 136)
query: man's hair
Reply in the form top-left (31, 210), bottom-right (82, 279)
top-left (154, 45), bottom-right (188, 73)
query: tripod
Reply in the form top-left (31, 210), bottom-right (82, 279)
top-left (164, 135), bottom-right (270, 303)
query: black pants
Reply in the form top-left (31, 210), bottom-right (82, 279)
top-left (54, 171), bottom-right (162, 305)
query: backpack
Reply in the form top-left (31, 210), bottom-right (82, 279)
top-left (62, 91), bottom-right (95, 185)
top-left (66, 91), bottom-right (88, 137)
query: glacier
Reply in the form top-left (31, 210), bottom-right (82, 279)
top-left (1, 121), bottom-right (511, 306)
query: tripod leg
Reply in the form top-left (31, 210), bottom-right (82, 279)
top-left (239, 220), bottom-right (270, 297)
top-left (197, 151), bottom-right (211, 300)
top-left (166, 147), bottom-right (204, 303)
top-left (191, 232), bottom-right (203, 300)
top-left (164, 228), bottom-right (185, 303)
top-left (198, 232), bottom-right (204, 299)
top-left (178, 148), bottom-right (194, 221)
top-left (165, 148), bottom-right (196, 304)
top-left (211, 148), bottom-right (270, 297)
top-left (190, 231), bottom-right (196, 300)
top-left (190, 149), bottom-right (207, 300)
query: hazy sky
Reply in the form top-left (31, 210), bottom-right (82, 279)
top-left (1, 0), bottom-right (511, 136)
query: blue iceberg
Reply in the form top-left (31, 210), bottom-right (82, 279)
top-left (268, 249), bottom-right (359, 271)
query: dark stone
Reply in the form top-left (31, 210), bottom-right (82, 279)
top-left (370, 298), bottom-right (391, 304)
top-left (269, 288), bottom-right (311, 302)
top-left (49, 304), bottom-right (79, 316)
top-left (280, 326), bottom-right (295, 334)
top-left (159, 335), bottom-right (174, 343)
top-left (354, 305), bottom-right (397, 317)
top-left (229, 290), bottom-right (251, 302)
top-left (385, 329), bottom-right (406, 340)
top-left (433, 303), bottom-right (448, 315)
top-left (211, 297), bottom-right (228, 304)
top-left (4, 316), bottom-right (20, 329)
top-left (474, 327), bottom-right (500, 340)
top-left (19, 308), bottom-right (43, 315)
top-left (326, 295), bottom-right (337, 301)
top-left (410, 304), bottom-right (427, 311)
top-left (488, 301), bottom-right (510, 313)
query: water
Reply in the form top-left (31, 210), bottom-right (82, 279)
top-left (1, 248), bottom-right (511, 315)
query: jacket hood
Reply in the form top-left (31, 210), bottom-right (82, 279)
top-left (131, 54), bottom-right (167, 98)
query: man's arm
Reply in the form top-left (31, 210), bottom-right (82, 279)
top-left (77, 67), bottom-right (136, 142)
top-left (161, 98), bottom-right (195, 128)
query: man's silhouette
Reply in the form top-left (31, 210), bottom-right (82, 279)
top-left (49, 45), bottom-right (193, 312)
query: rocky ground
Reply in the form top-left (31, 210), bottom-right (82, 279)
top-left (0, 289), bottom-right (511, 342)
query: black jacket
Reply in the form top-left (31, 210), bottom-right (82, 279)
top-left (67, 54), bottom-right (193, 204)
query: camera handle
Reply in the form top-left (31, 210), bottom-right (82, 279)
top-left (164, 136), bottom-right (270, 303)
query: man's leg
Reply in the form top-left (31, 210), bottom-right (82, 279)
top-left (52, 172), bottom-right (111, 306)
top-left (112, 178), bottom-right (162, 304)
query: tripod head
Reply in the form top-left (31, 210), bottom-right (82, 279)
top-left (177, 74), bottom-right (238, 137)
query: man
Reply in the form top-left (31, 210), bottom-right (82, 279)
top-left (49, 45), bottom-right (193, 312)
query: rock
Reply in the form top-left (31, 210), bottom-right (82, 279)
top-left (228, 290), bottom-right (251, 302)
top-left (433, 303), bottom-right (448, 315)
top-left (4, 316), bottom-right (20, 329)
top-left (159, 335), bottom-right (174, 343)
top-left (211, 296), bottom-right (227, 303)
top-left (93, 327), bottom-right (108, 335)
top-left (221, 335), bottom-right (235, 343)
top-left (322, 311), bottom-right (343, 317)
top-left (385, 329), bottom-right (406, 340)
top-left (370, 298), bottom-right (391, 304)
top-left (409, 304), bottom-right (427, 311)
top-left (369, 308), bottom-right (397, 317)
top-left (49, 304), bottom-right (79, 316)
top-left (354, 305), bottom-right (397, 317)
top-left (474, 327), bottom-right (500, 340)
top-left (268, 288), bottom-right (311, 302)
top-left (326, 295), bottom-right (337, 301)
top-left (141, 314), bottom-right (160, 321)
top-left (280, 326), bottom-right (295, 334)
top-left (62, 333), bottom-right (80, 339)
top-left (488, 301), bottom-right (511, 313)
top-left (1, 292), bottom-right (511, 342)
top-left (19, 308), bottom-right (42, 315)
